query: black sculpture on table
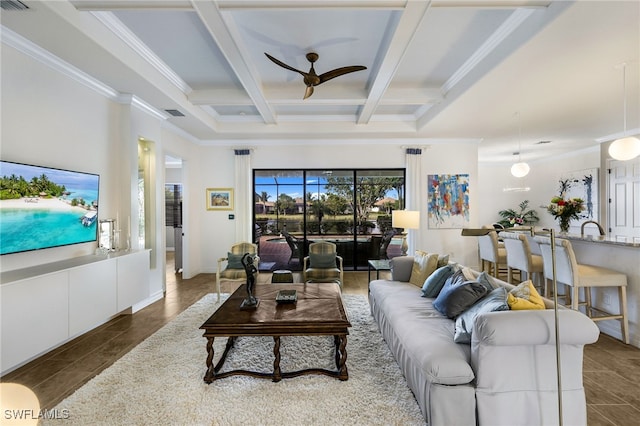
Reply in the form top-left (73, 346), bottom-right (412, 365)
top-left (240, 252), bottom-right (259, 309)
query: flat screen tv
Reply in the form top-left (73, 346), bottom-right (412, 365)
top-left (0, 160), bottom-right (100, 255)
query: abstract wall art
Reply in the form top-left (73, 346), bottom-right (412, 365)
top-left (427, 174), bottom-right (470, 229)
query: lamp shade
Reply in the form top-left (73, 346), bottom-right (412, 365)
top-left (510, 161), bottom-right (530, 177)
top-left (392, 210), bottom-right (420, 229)
top-left (608, 136), bottom-right (640, 161)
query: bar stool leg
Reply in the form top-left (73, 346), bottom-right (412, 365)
top-left (572, 286), bottom-right (580, 311)
top-left (620, 286), bottom-right (629, 344)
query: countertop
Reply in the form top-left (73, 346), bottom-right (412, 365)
top-left (554, 233), bottom-right (639, 248)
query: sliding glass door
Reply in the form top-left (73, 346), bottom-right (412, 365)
top-left (254, 169), bottom-right (405, 271)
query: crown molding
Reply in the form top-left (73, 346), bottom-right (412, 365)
top-left (1, 25), bottom-right (119, 99)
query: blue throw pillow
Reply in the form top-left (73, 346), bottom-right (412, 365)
top-left (454, 287), bottom-right (509, 344)
top-left (433, 278), bottom-right (488, 319)
top-left (309, 252), bottom-right (336, 268)
top-left (421, 264), bottom-right (455, 298)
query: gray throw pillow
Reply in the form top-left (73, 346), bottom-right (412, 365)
top-left (421, 264), bottom-right (455, 298)
top-left (433, 279), bottom-right (488, 319)
top-left (309, 252), bottom-right (336, 268)
top-left (227, 252), bottom-right (245, 269)
top-left (476, 271), bottom-right (499, 292)
top-left (454, 287), bottom-right (509, 344)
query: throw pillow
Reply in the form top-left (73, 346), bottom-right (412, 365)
top-left (454, 287), bottom-right (509, 344)
top-left (433, 279), bottom-right (489, 319)
top-left (227, 252), bottom-right (245, 269)
top-left (309, 252), bottom-right (336, 268)
top-left (437, 254), bottom-right (450, 268)
top-left (409, 251), bottom-right (439, 287)
top-left (421, 264), bottom-right (455, 298)
top-left (507, 280), bottom-right (545, 310)
top-left (476, 271), bottom-right (499, 293)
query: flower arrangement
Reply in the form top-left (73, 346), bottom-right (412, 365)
top-left (546, 180), bottom-right (585, 233)
top-left (497, 200), bottom-right (539, 228)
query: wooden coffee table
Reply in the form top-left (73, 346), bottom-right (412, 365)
top-left (200, 283), bottom-right (351, 383)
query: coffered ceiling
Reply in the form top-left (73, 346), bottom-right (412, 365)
top-left (1, 1), bottom-right (639, 164)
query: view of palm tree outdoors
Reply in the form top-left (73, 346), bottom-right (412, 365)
top-left (254, 169), bottom-right (406, 271)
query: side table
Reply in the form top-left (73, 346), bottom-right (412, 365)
top-left (368, 259), bottom-right (391, 282)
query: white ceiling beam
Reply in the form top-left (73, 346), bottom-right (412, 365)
top-left (216, 1), bottom-right (406, 10)
top-left (71, 1), bottom-right (193, 10)
top-left (191, 0), bottom-right (277, 124)
top-left (356, 0), bottom-right (433, 125)
top-left (190, 86), bottom-right (442, 106)
top-left (213, 120), bottom-right (417, 136)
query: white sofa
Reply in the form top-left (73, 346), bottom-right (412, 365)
top-left (368, 256), bottom-right (600, 426)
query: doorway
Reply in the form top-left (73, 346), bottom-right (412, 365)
top-left (165, 155), bottom-right (184, 274)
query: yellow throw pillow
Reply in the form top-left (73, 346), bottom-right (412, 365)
top-left (409, 251), bottom-right (439, 287)
top-left (507, 280), bottom-right (545, 310)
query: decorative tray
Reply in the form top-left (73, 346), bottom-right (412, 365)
top-left (276, 289), bottom-right (297, 304)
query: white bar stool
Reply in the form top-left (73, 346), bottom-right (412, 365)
top-left (535, 236), bottom-right (629, 344)
top-left (499, 231), bottom-right (545, 293)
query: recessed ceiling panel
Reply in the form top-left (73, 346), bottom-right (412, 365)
top-left (230, 8), bottom-right (397, 87)
top-left (114, 10), bottom-right (242, 90)
top-left (393, 8), bottom-right (512, 86)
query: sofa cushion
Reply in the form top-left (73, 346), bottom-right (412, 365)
top-left (421, 264), bottom-right (455, 297)
top-left (368, 280), bottom-right (475, 386)
top-left (409, 251), bottom-right (439, 287)
top-left (433, 279), bottom-right (488, 319)
top-left (454, 287), bottom-right (509, 343)
top-left (507, 280), bottom-right (545, 310)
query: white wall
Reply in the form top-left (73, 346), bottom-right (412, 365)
top-left (0, 45), bottom-right (118, 271)
top-left (478, 147), bottom-right (601, 233)
top-left (196, 141), bottom-right (482, 271)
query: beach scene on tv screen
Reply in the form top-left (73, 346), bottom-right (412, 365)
top-left (0, 161), bottom-right (99, 255)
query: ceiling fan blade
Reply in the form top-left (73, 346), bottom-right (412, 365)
top-left (303, 85), bottom-right (314, 99)
top-left (264, 53), bottom-right (307, 76)
top-left (318, 65), bottom-right (367, 85)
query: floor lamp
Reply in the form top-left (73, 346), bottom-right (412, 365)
top-left (392, 210), bottom-right (420, 256)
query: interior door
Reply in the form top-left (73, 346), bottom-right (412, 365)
top-left (608, 159), bottom-right (640, 241)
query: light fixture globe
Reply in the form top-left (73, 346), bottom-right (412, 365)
top-left (511, 161), bottom-right (530, 177)
top-left (609, 136), bottom-right (640, 161)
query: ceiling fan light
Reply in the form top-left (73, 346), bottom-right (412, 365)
top-left (608, 136), bottom-right (640, 161)
top-left (511, 161), bottom-right (530, 177)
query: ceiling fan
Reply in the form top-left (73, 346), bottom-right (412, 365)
top-left (265, 52), bottom-right (366, 99)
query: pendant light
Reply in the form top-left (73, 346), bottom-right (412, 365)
top-left (609, 63), bottom-right (640, 161)
top-left (511, 112), bottom-right (530, 177)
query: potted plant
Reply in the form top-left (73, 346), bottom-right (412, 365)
top-left (497, 200), bottom-right (540, 228)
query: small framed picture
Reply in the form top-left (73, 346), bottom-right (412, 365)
top-left (206, 188), bottom-right (233, 210)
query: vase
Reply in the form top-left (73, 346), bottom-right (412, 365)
top-left (558, 217), bottom-right (570, 234)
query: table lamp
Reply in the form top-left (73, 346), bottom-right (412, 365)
top-left (392, 210), bottom-right (420, 256)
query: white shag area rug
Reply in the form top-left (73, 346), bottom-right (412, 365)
top-left (46, 294), bottom-right (424, 425)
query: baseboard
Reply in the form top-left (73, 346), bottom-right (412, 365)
top-left (132, 291), bottom-right (164, 313)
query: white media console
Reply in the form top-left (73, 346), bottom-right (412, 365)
top-left (1, 250), bottom-right (151, 374)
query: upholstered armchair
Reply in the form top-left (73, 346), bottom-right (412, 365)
top-left (216, 242), bottom-right (259, 301)
top-left (303, 241), bottom-right (344, 289)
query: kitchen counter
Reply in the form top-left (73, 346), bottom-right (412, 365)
top-left (561, 233), bottom-right (640, 248)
